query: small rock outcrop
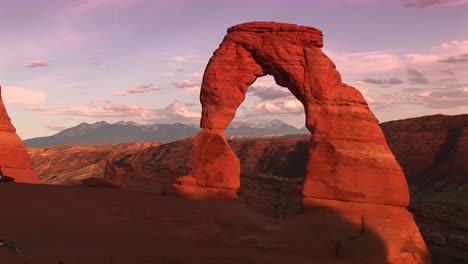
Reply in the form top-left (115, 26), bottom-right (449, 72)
top-left (0, 85), bottom-right (39, 183)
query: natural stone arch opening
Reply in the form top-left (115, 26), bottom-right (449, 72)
top-left (173, 21), bottom-right (410, 208)
top-left (227, 74), bottom-right (308, 140)
top-left (227, 75), bottom-right (309, 216)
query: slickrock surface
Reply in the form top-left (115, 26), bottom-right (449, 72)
top-left (0, 85), bottom-right (39, 183)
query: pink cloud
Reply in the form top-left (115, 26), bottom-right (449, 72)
top-left (44, 124), bottom-right (70, 131)
top-left (357, 88), bottom-right (375, 103)
top-left (405, 0), bottom-right (468, 8)
top-left (283, 99), bottom-right (303, 111)
top-left (47, 99), bottom-right (201, 123)
top-left (26, 60), bottom-right (49, 68)
top-left (406, 40), bottom-right (468, 64)
top-left (419, 91), bottom-right (433, 97)
top-left (191, 72), bottom-right (204, 78)
top-left (324, 49), bottom-right (402, 76)
top-left (24, 105), bottom-right (50, 112)
top-left (2, 87), bottom-right (46, 106)
top-left (114, 84), bottom-right (162, 96)
top-left (255, 102), bottom-right (285, 113)
top-left (171, 80), bottom-right (200, 89)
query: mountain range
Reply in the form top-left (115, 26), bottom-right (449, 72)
top-left (23, 120), bottom-right (309, 146)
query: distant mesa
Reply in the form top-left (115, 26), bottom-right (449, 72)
top-left (0, 84), bottom-right (40, 183)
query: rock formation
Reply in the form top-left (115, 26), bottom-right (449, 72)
top-left (0, 85), bottom-right (39, 183)
top-left (173, 21), bottom-right (408, 206)
top-left (169, 21), bottom-right (429, 263)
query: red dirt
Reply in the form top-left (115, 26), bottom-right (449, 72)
top-left (0, 183), bottom-right (396, 264)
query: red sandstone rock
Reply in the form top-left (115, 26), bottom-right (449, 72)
top-left (303, 198), bottom-right (430, 263)
top-left (191, 129), bottom-right (240, 190)
top-left (0, 85), bottom-right (39, 183)
top-left (184, 21), bottom-right (408, 206)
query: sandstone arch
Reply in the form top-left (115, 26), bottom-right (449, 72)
top-left (0, 85), bottom-right (40, 183)
top-left (176, 21), bottom-right (409, 207)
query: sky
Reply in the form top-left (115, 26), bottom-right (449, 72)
top-left (0, 0), bottom-right (467, 139)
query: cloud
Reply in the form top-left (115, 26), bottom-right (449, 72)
top-left (247, 86), bottom-right (293, 100)
top-left (404, 0), bottom-right (468, 8)
top-left (244, 99), bottom-right (304, 116)
top-left (173, 55), bottom-right (191, 63)
top-left (251, 75), bottom-right (278, 88)
top-left (438, 53), bottom-right (468, 64)
top-left (1, 87), bottom-right (46, 106)
top-left (171, 80), bottom-right (200, 89)
top-left (160, 101), bottom-right (201, 119)
top-left (171, 51), bottom-right (204, 64)
top-left (324, 49), bottom-right (402, 76)
top-left (161, 72), bottom-right (175, 77)
top-left (62, 104), bottom-right (154, 118)
top-left (403, 87), bottom-right (425, 92)
top-left (440, 69), bottom-right (456, 75)
top-left (191, 72), bottom-right (204, 78)
top-left (50, 100), bottom-right (201, 123)
top-left (114, 83), bottom-right (162, 96)
top-left (255, 102), bottom-right (285, 113)
top-left (407, 40), bottom-right (468, 64)
top-left (418, 87), bottom-right (468, 108)
top-left (44, 124), bottom-right (70, 131)
top-left (24, 105), bottom-right (50, 112)
top-left (361, 78), bottom-right (403, 85)
top-left (407, 68), bottom-right (429, 84)
top-left (283, 99), bottom-right (304, 111)
top-left (357, 88), bottom-right (375, 103)
top-left (26, 60), bottom-right (48, 68)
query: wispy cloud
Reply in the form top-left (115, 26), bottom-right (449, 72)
top-left (361, 78), bottom-right (403, 85)
top-left (407, 68), bottom-right (429, 84)
top-left (44, 124), bottom-right (70, 131)
top-left (404, 0), bottom-right (468, 8)
top-left (247, 86), bottom-right (293, 100)
top-left (417, 87), bottom-right (468, 108)
top-left (438, 53), bottom-right (468, 64)
top-left (440, 69), bottom-right (456, 75)
top-left (26, 60), bottom-right (49, 68)
top-left (324, 49), bottom-right (402, 76)
top-left (171, 80), bottom-right (200, 89)
top-left (43, 99), bottom-right (201, 123)
top-left (243, 99), bottom-right (304, 116)
top-left (24, 105), bottom-right (50, 112)
top-left (114, 83), bottom-right (162, 96)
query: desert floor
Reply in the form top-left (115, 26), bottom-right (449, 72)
top-left (0, 183), bottom-right (388, 264)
